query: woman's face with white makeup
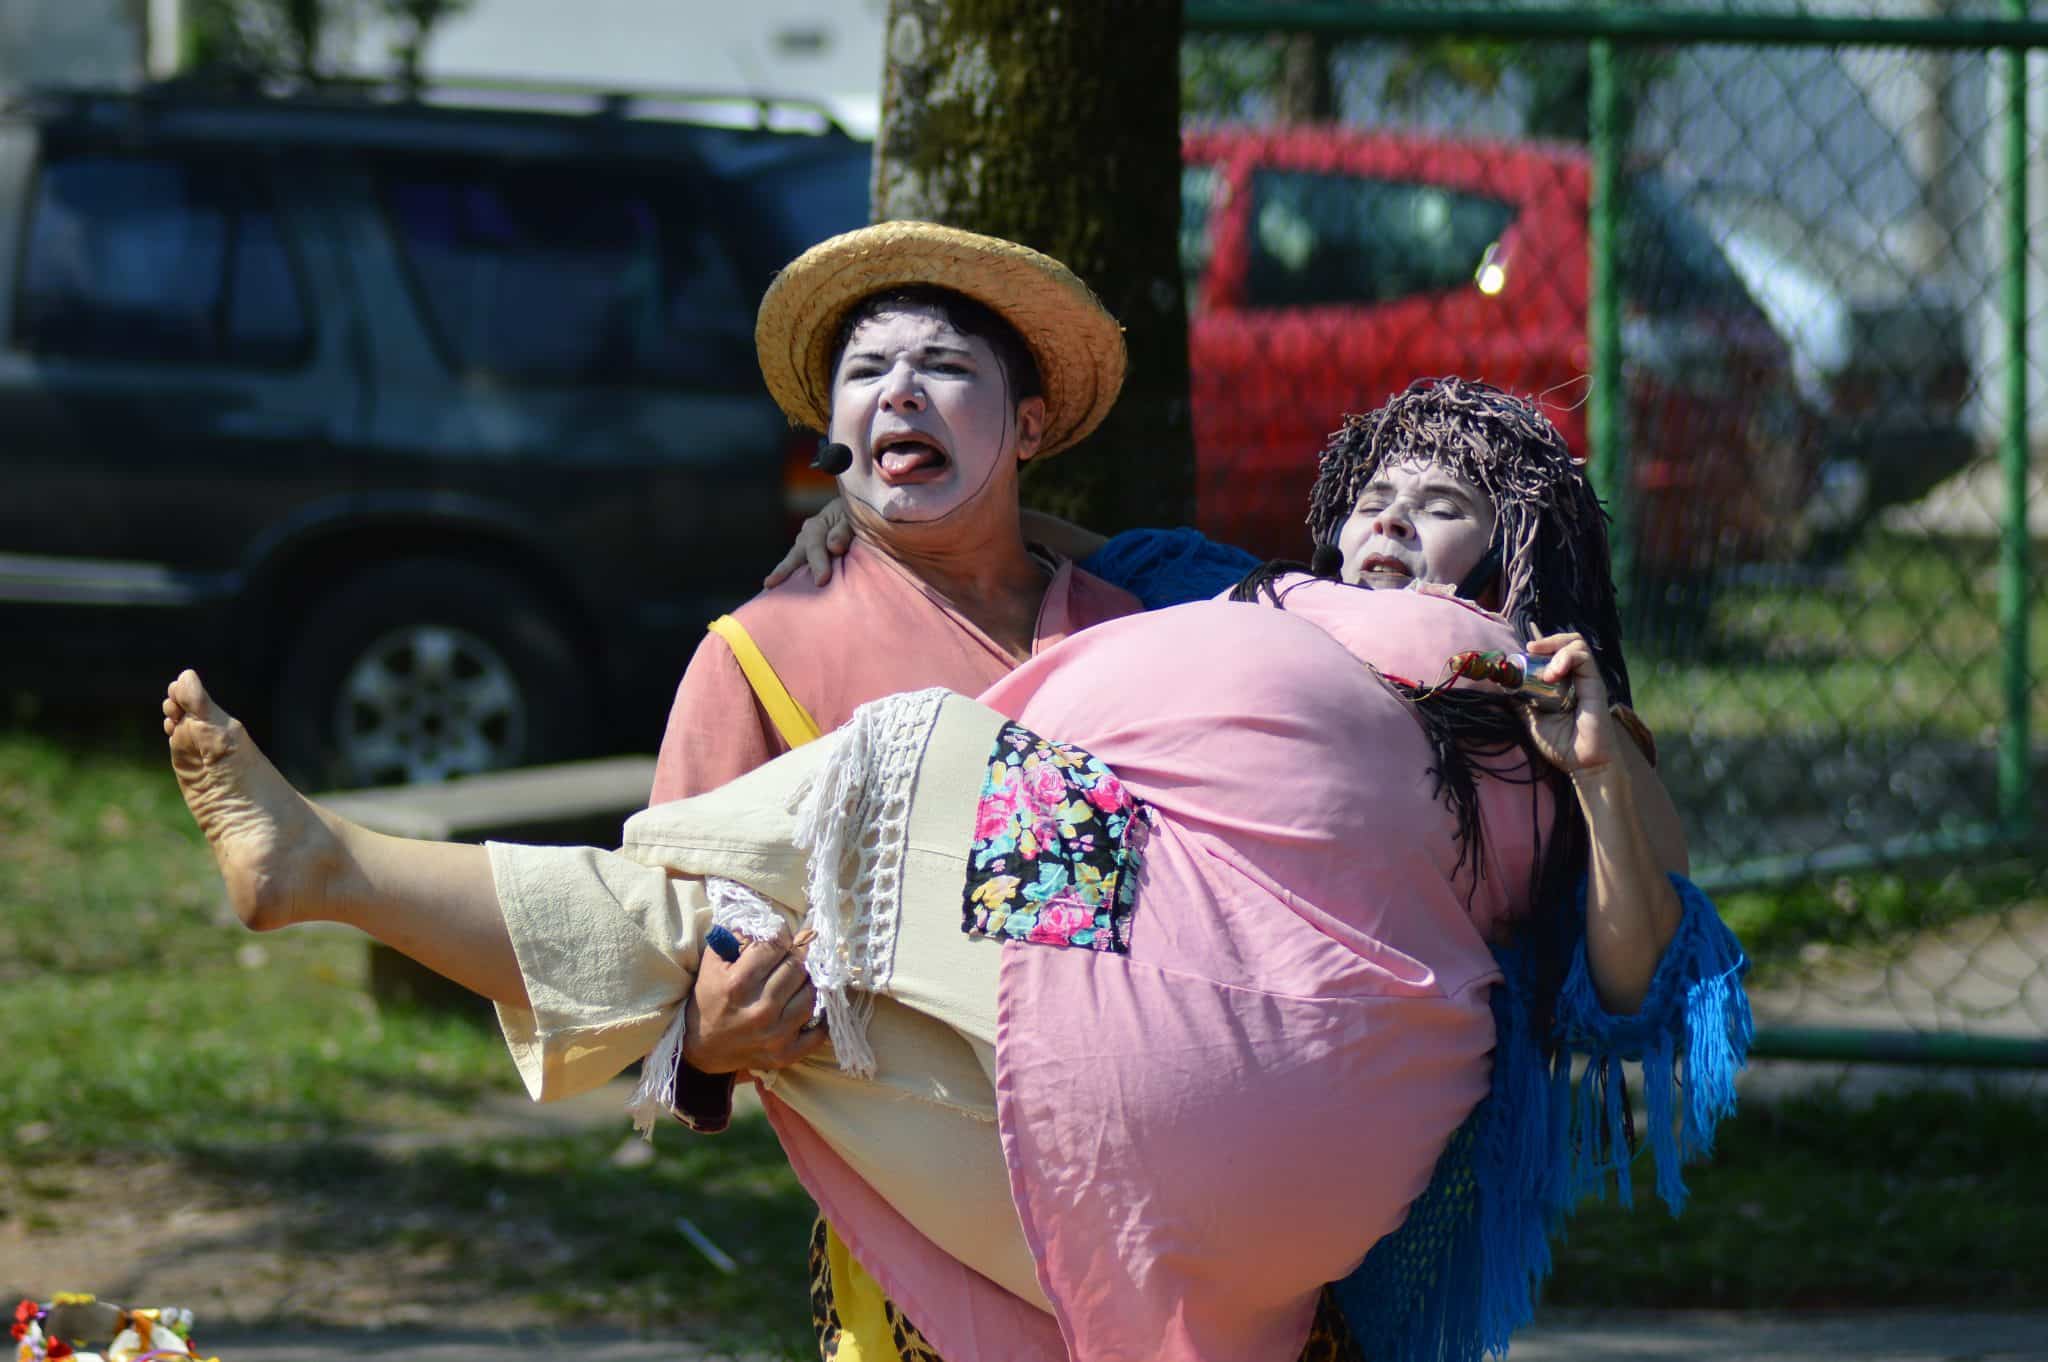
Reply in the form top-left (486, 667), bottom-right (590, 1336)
top-left (826, 301), bottom-right (1044, 531)
top-left (1336, 459), bottom-right (1498, 592)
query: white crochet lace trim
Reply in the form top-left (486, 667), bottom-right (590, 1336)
top-left (626, 876), bottom-right (792, 1139)
top-left (788, 686), bottom-right (948, 1078)
top-left (705, 875), bottom-right (790, 945)
top-left (626, 690), bottom-right (944, 1132)
top-left (627, 1007), bottom-right (688, 1140)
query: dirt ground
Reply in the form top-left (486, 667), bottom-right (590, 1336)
top-left (0, 1081), bottom-right (649, 1332)
top-left (1, 1155), bottom-right (539, 1331)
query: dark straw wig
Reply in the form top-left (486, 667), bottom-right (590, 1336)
top-left (1304, 377), bottom-right (1631, 706)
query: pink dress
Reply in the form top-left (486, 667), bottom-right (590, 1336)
top-left (826, 588), bottom-right (1557, 1360)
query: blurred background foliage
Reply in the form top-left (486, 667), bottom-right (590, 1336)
top-left (180, 0), bottom-right (471, 89)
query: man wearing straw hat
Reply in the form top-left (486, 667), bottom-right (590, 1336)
top-left (645, 221), bottom-right (1140, 1351)
top-left (657, 219), bottom-right (1133, 804)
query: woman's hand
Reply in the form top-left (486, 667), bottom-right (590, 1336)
top-left (765, 499), bottom-right (854, 588)
top-left (1519, 632), bottom-right (1618, 775)
top-left (684, 936), bottom-right (830, 1074)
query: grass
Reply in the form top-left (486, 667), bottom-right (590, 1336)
top-left (1630, 532), bottom-right (2048, 743)
top-left (1719, 857), bottom-right (2045, 977)
top-left (0, 699), bottom-right (819, 1353)
top-left (1551, 1085), bottom-right (2048, 1310)
top-left (4, 526), bottom-right (2047, 1339)
top-left (0, 706), bottom-right (517, 1155)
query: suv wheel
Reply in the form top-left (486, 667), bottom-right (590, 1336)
top-left (273, 558), bottom-right (593, 788)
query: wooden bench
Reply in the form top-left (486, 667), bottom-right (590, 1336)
top-left (318, 755), bottom-right (658, 1015)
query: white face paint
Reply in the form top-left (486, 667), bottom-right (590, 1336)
top-left (1336, 459), bottom-right (1499, 592)
top-left (826, 302), bottom-right (1044, 530)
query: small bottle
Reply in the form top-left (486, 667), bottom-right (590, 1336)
top-left (1499, 652), bottom-right (1575, 711)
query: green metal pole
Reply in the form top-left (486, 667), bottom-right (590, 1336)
top-left (1589, 36), bottom-right (1631, 600)
top-left (1183, 3), bottom-right (2048, 51)
top-left (2001, 0), bottom-right (2035, 836)
top-left (1749, 1025), bottom-right (2048, 1068)
top-left (1692, 821), bottom-right (2022, 897)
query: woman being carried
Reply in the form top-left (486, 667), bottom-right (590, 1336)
top-left (166, 582), bottom-right (1535, 1359)
top-left (164, 589), bottom-right (1741, 1362)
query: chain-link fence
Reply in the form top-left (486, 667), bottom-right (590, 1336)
top-left (1182, 2), bottom-right (2046, 1066)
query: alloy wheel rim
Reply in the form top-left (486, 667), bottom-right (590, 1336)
top-left (332, 624), bottom-right (528, 785)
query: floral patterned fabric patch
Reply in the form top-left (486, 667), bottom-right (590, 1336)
top-left (961, 721), bottom-right (1146, 952)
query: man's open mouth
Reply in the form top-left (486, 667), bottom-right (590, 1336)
top-left (874, 434), bottom-right (949, 480)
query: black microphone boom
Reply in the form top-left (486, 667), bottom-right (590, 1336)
top-left (812, 442), bottom-right (854, 475)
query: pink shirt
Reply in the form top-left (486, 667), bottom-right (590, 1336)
top-left (650, 538), bottom-right (1139, 803)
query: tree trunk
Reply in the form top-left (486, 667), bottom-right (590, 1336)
top-left (1274, 31), bottom-right (1336, 123)
top-left (284, 0), bottom-right (323, 80)
top-left (384, 0), bottom-right (467, 96)
top-left (874, 0), bottom-right (1193, 531)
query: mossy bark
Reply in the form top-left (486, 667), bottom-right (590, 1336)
top-left (875, 0), bottom-right (1193, 532)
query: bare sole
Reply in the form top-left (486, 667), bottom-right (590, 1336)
top-left (164, 669), bottom-right (339, 932)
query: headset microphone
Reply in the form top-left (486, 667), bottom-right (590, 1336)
top-left (812, 441), bottom-right (854, 476)
top-left (1309, 543), bottom-right (1344, 578)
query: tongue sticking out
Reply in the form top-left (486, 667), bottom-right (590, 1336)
top-left (879, 443), bottom-right (945, 477)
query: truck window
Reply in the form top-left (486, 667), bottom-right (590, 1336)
top-left (15, 154), bottom-right (311, 367)
top-left (1244, 169), bottom-right (1514, 310)
top-left (742, 144), bottom-right (871, 268)
top-left (379, 161), bottom-right (753, 389)
top-left (1619, 174), bottom-right (1758, 317)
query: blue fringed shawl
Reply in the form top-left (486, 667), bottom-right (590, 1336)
top-left (1332, 873), bottom-right (1752, 1361)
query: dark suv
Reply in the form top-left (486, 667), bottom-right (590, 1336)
top-left (0, 83), bottom-right (870, 784)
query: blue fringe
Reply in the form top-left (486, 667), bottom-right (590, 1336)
top-left (1332, 873), bottom-right (1751, 1360)
top-left (1554, 873), bottom-right (1754, 1217)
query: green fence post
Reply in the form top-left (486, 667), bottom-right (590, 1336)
top-left (2002, 0), bottom-right (2036, 838)
top-left (1588, 32), bottom-right (1631, 600)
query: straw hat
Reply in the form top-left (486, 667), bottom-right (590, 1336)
top-left (754, 220), bottom-right (1127, 458)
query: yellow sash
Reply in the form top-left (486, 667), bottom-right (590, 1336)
top-left (706, 614), bottom-right (824, 748)
top-left (819, 1223), bottom-right (912, 1359)
top-left (703, 616), bottom-right (900, 1358)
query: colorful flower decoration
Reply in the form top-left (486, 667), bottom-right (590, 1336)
top-left (961, 721), bottom-right (1146, 952)
top-left (11, 1299), bottom-right (217, 1362)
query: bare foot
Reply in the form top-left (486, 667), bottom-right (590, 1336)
top-left (164, 670), bottom-right (342, 931)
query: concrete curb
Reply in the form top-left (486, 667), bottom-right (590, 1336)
top-left (197, 1311), bottom-right (2048, 1361)
top-left (196, 1327), bottom-right (771, 1361)
top-left (1509, 1309), bottom-right (2048, 1361)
